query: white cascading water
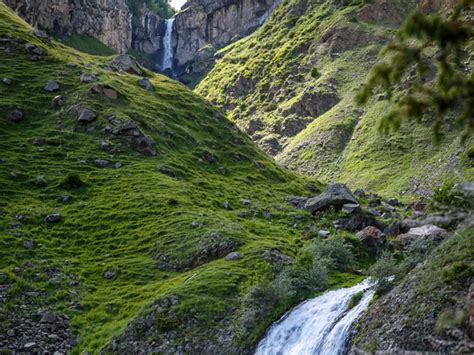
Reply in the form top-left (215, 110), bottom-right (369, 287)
top-left (162, 18), bottom-right (174, 70)
top-left (255, 279), bottom-right (375, 355)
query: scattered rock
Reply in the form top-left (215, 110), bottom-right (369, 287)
top-left (22, 239), bottom-right (35, 249)
top-left (409, 200), bottom-right (427, 211)
top-left (397, 224), bottom-right (447, 247)
top-left (366, 207), bottom-right (382, 217)
top-left (288, 196), bottom-right (307, 207)
top-left (114, 162), bottom-right (122, 169)
top-left (7, 109), bottom-right (24, 122)
top-left (44, 80), bottom-right (60, 92)
top-left (318, 229), bottom-right (330, 238)
top-left (31, 30), bottom-right (48, 39)
top-left (80, 73), bottom-right (96, 83)
top-left (2, 77), bottom-right (12, 85)
top-left (45, 214), bottom-right (61, 223)
top-left (240, 199), bottom-right (252, 206)
top-left (342, 203), bottom-right (361, 214)
top-left (383, 221), bottom-right (405, 237)
top-left (94, 159), bottom-right (110, 168)
top-left (136, 136), bottom-right (156, 156)
top-left (52, 95), bottom-right (64, 108)
top-left (191, 221), bottom-right (202, 228)
top-left (91, 85), bottom-right (118, 99)
top-left (31, 138), bottom-right (44, 146)
top-left (304, 184), bottom-right (358, 214)
top-left (138, 77), bottom-right (153, 91)
top-left (103, 268), bottom-right (117, 280)
top-left (24, 342), bottom-right (37, 350)
top-left (354, 188), bottom-right (366, 197)
top-left (40, 310), bottom-right (56, 323)
top-left (356, 226), bottom-right (385, 249)
top-left (106, 54), bottom-right (142, 76)
top-left (223, 201), bottom-right (230, 209)
top-left (78, 108), bottom-right (96, 124)
top-left (388, 198), bottom-right (400, 206)
top-left (224, 252), bottom-right (241, 260)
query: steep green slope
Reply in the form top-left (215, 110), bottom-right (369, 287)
top-left (0, 3), bottom-right (346, 353)
top-left (354, 225), bottom-right (474, 352)
top-left (197, 0), bottom-right (474, 197)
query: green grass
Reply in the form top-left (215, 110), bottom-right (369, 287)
top-left (196, 0), bottom-right (473, 197)
top-left (59, 34), bottom-right (117, 56)
top-left (0, 3), bottom-right (367, 353)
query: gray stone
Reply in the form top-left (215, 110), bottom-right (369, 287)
top-left (103, 268), bottom-right (117, 280)
top-left (388, 198), bottom-right (400, 206)
top-left (356, 226), bottom-right (385, 249)
top-left (24, 342), bottom-right (37, 349)
top-left (80, 72), bottom-right (96, 83)
top-left (107, 54), bottom-right (142, 76)
top-left (318, 229), bottom-right (330, 238)
top-left (8, 109), bottom-right (24, 122)
top-left (78, 108), bottom-right (97, 124)
top-left (2, 77), bottom-right (12, 85)
top-left (240, 199), bottom-right (252, 206)
top-left (40, 310), bottom-right (56, 323)
top-left (52, 95), bottom-right (64, 108)
top-left (224, 252), bottom-right (241, 260)
top-left (342, 203), bottom-right (361, 214)
top-left (44, 80), bottom-right (60, 92)
top-left (304, 184), bottom-right (358, 214)
top-left (45, 214), bottom-right (61, 223)
top-left (136, 136), bottom-right (156, 156)
top-left (138, 77), bottom-right (153, 91)
top-left (223, 201), bottom-right (230, 209)
top-left (32, 138), bottom-right (44, 146)
top-left (22, 239), bottom-right (35, 249)
top-left (354, 188), bottom-right (366, 197)
top-left (94, 159), bottom-right (110, 168)
top-left (191, 221), bottom-right (202, 228)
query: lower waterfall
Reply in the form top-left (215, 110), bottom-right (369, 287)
top-left (255, 279), bottom-right (375, 355)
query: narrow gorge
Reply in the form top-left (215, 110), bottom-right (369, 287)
top-left (0, 0), bottom-right (472, 354)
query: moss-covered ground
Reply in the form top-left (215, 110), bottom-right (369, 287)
top-left (196, 0), bottom-right (473, 197)
top-left (0, 4), bottom-right (368, 352)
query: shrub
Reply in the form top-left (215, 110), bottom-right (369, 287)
top-left (369, 252), bottom-right (398, 293)
top-left (305, 237), bottom-right (356, 271)
top-left (61, 173), bottom-right (85, 188)
top-left (310, 67), bottom-right (320, 79)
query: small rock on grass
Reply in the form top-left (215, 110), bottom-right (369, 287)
top-left (7, 109), bottom-right (24, 122)
top-left (94, 159), bottom-right (110, 168)
top-left (44, 80), bottom-right (60, 92)
top-left (45, 214), bottom-right (61, 223)
top-left (78, 108), bottom-right (96, 124)
top-left (138, 77), bottom-right (153, 91)
top-left (225, 252), bottom-right (241, 261)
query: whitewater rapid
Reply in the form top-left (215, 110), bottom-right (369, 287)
top-left (255, 279), bottom-right (375, 355)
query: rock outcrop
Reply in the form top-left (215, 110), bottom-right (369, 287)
top-left (4, 0), bottom-right (133, 53)
top-left (174, 0), bottom-right (277, 70)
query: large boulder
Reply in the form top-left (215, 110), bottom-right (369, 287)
top-left (304, 183), bottom-right (358, 214)
top-left (107, 54), bottom-right (142, 76)
top-left (397, 224), bottom-right (447, 248)
top-left (356, 226), bottom-right (385, 249)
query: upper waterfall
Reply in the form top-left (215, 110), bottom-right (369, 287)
top-left (162, 18), bottom-right (175, 71)
top-left (255, 279), bottom-right (375, 355)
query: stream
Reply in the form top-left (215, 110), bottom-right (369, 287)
top-left (255, 279), bottom-right (375, 355)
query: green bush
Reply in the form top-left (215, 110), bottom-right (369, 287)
top-left (369, 252), bottom-right (398, 293)
top-left (61, 173), bottom-right (85, 188)
top-left (305, 237), bottom-right (356, 271)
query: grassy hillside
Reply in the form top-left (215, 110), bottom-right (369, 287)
top-left (196, 0), bottom-right (474, 197)
top-left (0, 3), bottom-right (371, 353)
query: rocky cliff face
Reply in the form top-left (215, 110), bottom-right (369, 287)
top-left (4, 0), bottom-right (133, 53)
top-left (173, 0), bottom-right (277, 73)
